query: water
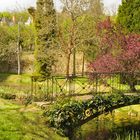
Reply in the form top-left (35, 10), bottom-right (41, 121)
top-left (74, 105), bottom-right (140, 140)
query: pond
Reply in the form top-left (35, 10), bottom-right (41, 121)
top-left (74, 105), bottom-right (140, 140)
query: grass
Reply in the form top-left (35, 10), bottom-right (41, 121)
top-left (0, 73), bottom-right (31, 84)
top-left (114, 131), bottom-right (140, 140)
top-left (0, 98), bottom-right (68, 140)
top-left (0, 73), bottom-right (31, 99)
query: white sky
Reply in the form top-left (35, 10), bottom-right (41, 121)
top-left (0, 0), bottom-right (122, 12)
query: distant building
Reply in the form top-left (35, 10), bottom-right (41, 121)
top-left (25, 17), bottom-right (33, 25)
top-left (0, 15), bottom-right (33, 26)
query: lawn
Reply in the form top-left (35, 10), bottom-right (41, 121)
top-left (0, 98), bottom-right (67, 140)
top-left (0, 73), bottom-right (31, 84)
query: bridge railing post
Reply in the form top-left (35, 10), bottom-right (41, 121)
top-left (69, 76), bottom-right (75, 95)
top-left (51, 76), bottom-right (54, 102)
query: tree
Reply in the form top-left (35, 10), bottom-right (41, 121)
top-left (117, 0), bottom-right (140, 33)
top-left (0, 26), bottom-right (17, 72)
top-left (80, 0), bottom-right (104, 73)
top-left (35, 0), bottom-right (57, 76)
top-left (19, 25), bottom-right (36, 51)
top-left (0, 10), bottom-right (35, 74)
top-left (58, 0), bottom-right (104, 76)
top-left (89, 18), bottom-right (140, 91)
top-left (59, 0), bottom-right (89, 76)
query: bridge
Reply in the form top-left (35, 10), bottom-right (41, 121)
top-left (45, 93), bottom-right (140, 138)
top-left (31, 72), bottom-right (140, 99)
top-left (30, 72), bottom-right (140, 138)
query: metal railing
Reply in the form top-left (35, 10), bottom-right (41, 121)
top-left (31, 72), bottom-right (140, 100)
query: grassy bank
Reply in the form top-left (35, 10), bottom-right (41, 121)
top-left (0, 98), bottom-right (68, 140)
top-left (0, 73), bottom-right (31, 99)
top-left (0, 73), bottom-right (31, 84)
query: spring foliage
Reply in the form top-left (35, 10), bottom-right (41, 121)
top-left (35, 0), bottom-right (57, 76)
top-left (89, 17), bottom-right (140, 73)
top-left (45, 93), bottom-right (140, 137)
top-left (117, 0), bottom-right (140, 33)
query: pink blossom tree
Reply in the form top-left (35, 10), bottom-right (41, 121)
top-left (89, 17), bottom-right (140, 91)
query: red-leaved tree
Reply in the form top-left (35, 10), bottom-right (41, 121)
top-left (89, 17), bottom-right (140, 91)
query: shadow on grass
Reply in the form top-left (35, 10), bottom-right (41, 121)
top-left (0, 99), bottom-right (67, 140)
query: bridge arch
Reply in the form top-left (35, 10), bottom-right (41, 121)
top-left (46, 93), bottom-right (140, 138)
top-left (79, 102), bottom-right (140, 127)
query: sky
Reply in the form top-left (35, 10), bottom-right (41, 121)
top-left (0, 0), bottom-right (122, 12)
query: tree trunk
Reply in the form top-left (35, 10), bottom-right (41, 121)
top-left (73, 48), bottom-right (76, 76)
top-left (17, 45), bottom-right (21, 75)
top-left (17, 22), bottom-right (21, 75)
top-left (82, 52), bottom-right (85, 76)
top-left (129, 82), bottom-right (137, 92)
top-left (120, 73), bottom-right (137, 92)
top-left (66, 53), bottom-right (71, 77)
top-left (128, 74), bottom-right (137, 92)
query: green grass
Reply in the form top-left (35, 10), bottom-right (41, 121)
top-left (0, 73), bottom-right (31, 84)
top-left (0, 73), bottom-right (31, 98)
top-left (0, 98), bottom-right (68, 140)
top-left (115, 131), bottom-right (139, 140)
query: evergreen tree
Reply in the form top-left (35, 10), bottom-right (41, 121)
top-left (117, 0), bottom-right (140, 33)
top-left (35, 0), bottom-right (57, 76)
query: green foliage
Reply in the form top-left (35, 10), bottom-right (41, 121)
top-left (117, 0), bottom-right (140, 33)
top-left (14, 11), bottom-right (29, 23)
top-left (45, 93), bottom-right (140, 137)
top-left (0, 11), bottom-right (35, 72)
top-left (35, 0), bottom-right (57, 77)
top-left (44, 98), bottom-right (85, 136)
top-left (77, 14), bottom-right (100, 61)
top-left (0, 11), bottom-right (30, 25)
top-left (0, 26), bottom-right (17, 65)
top-left (0, 12), bottom-right (12, 19)
top-left (20, 24), bottom-right (36, 51)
